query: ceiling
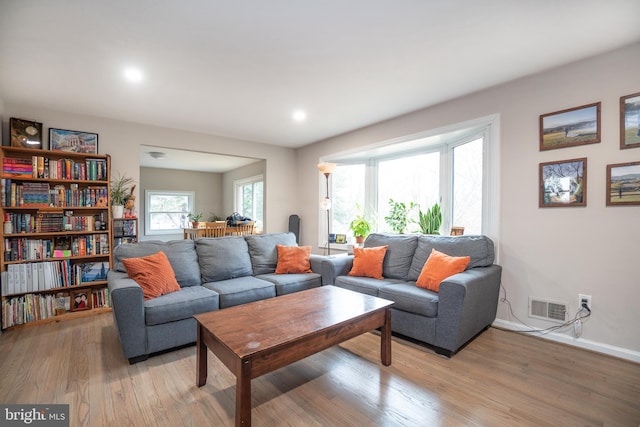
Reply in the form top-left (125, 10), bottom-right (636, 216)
top-left (139, 145), bottom-right (260, 173)
top-left (1, 1), bottom-right (640, 149)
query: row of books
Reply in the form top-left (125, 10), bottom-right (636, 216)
top-left (3, 212), bottom-right (106, 234)
top-left (2, 156), bottom-right (107, 181)
top-left (0, 260), bottom-right (110, 295)
top-left (1, 287), bottom-right (110, 328)
top-left (1, 179), bottom-right (108, 207)
top-left (3, 234), bottom-right (110, 261)
top-left (113, 219), bottom-right (137, 236)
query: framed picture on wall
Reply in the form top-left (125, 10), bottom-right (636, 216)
top-left (539, 158), bottom-right (587, 207)
top-left (10, 117), bottom-right (43, 149)
top-left (49, 128), bottom-right (98, 154)
top-left (539, 103), bottom-right (600, 151)
top-left (606, 161), bottom-right (640, 206)
top-left (620, 92), bottom-right (640, 149)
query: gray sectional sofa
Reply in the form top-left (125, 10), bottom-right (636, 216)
top-left (321, 233), bottom-right (502, 356)
top-left (108, 232), bottom-right (323, 363)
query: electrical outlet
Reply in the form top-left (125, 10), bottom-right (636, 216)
top-left (579, 294), bottom-right (592, 311)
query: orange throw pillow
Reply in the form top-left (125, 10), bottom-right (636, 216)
top-left (416, 248), bottom-right (470, 292)
top-left (348, 245), bottom-right (388, 279)
top-left (122, 251), bottom-right (181, 300)
top-left (275, 245), bottom-right (312, 274)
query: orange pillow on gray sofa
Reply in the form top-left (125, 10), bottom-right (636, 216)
top-left (416, 248), bottom-right (470, 292)
top-left (122, 251), bottom-right (181, 300)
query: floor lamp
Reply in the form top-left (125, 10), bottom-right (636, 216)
top-left (317, 162), bottom-right (336, 255)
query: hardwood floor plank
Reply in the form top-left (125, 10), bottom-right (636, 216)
top-left (0, 313), bottom-right (638, 427)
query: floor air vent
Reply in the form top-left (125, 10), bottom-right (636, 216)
top-left (528, 297), bottom-right (568, 323)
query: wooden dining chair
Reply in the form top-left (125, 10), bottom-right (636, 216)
top-left (202, 221), bottom-right (227, 238)
top-left (231, 221), bottom-right (255, 236)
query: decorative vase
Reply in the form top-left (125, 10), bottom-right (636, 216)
top-left (112, 205), bottom-right (124, 219)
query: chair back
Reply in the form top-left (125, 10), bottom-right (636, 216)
top-left (202, 221), bottom-right (227, 238)
top-left (231, 221), bottom-right (255, 236)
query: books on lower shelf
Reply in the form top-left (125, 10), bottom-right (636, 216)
top-left (1, 287), bottom-right (110, 328)
top-left (0, 260), bottom-right (110, 295)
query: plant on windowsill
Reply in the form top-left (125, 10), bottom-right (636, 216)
top-left (384, 199), bottom-right (415, 234)
top-left (349, 214), bottom-right (371, 244)
top-left (417, 202), bottom-right (442, 235)
top-left (188, 213), bottom-right (204, 228)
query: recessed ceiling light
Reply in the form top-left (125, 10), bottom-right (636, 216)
top-left (123, 67), bottom-right (144, 83)
top-left (292, 110), bottom-right (306, 122)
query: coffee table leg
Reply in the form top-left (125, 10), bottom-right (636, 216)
top-left (196, 324), bottom-right (208, 387)
top-left (381, 308), bottom-right (392, 366)
top-left (236, 359), bottom-right (252, 426)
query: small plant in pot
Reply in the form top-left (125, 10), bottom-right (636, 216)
top-left (417, 202), bottom-right (442, 235)
top-left (188, 212), bottom-right (204, 228)
top-left (349, 215), bottom-right (371, 244)
top-left (110, 173), bottom-right (135, 219)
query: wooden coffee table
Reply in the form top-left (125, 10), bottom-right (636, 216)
top-left (194, 285), bottom-right (394, 427)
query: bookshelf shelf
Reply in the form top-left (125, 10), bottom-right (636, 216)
top-left (1, 146), bottom-right (113, 329)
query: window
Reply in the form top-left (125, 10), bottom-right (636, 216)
top-left (234, 175), bottom-right (264, 231)
top-left (323, 115), bottom-right (499, 245)
top-left (145, 190), bottom-right (194, 235)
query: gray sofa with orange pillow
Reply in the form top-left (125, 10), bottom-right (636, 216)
top-left (108, 233), bottom-right (322, 363)
top-left (321, 233), bottom-right (502, 356)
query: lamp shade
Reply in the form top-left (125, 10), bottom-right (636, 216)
top-left (317, 162), bottom-right (337, 175)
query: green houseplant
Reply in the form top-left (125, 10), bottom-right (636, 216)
top-left (417, 202), bottom-right (442, 235)
top-left (384, 199), bottom-right (415, 234)
top-left (188, 212), bottom-right (204, 228)
top-left (349, 215), bottom-right (371, 244)
top-left (110, 173), bottom-right (135, 218)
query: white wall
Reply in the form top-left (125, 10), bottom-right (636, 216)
top-left (0, 105), bottom-right (298, 235)
top-left (296, 42), bottom-right (640, 360)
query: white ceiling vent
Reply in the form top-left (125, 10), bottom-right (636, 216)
top-left (528, 297), bottom-right (568, 323)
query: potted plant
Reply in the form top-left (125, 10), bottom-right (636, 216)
top-left (188, 212), bottom-right (204, 228)
top-left (349, 215), bottom-right (371, 244)
top-left (110, 173), bottom-right (135, 219)
top-left (384, 199), bottom-right (415, 233)
top-left (417, 202), bottom-right (442, 235)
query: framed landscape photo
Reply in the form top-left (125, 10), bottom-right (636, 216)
top-left (620, 92), bottom-right (640, 149)
top-left (539, 158), bottom-right (587, 207)
top-left (540, 103), bottom-right (600, 151)
top-left (70, 289), bottom-right (91, 312)
top-left (606, 161), bottom-right (640, 206)
top-left (10, 117), bottom-right (43, 149)
top-left (49, 128), bottom-right (98, 154)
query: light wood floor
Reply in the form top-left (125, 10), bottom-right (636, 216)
top-left (0, 313), bottom-right (638, 427)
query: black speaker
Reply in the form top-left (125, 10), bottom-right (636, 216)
top-left (288, 214), bottom-right (300, 243)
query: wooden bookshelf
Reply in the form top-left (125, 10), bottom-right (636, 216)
top-left (1, 146), bottom-right (113, 329)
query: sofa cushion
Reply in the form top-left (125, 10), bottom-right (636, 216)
top-left (275, 245), bottom-right (312, 274)
top-left (257, 273), bottom-right (322, 296)
top-left (334, 276), bottom-right (404, 297)
top-left (365, 233), bottom-right (419, 280)
top-left (245, 232), bottom-right (297, 274)
top-left (417, 249), bottom-right (470, 292)
top-left (378, 283), bottom-right (439, 318)
top-left (144, 286), bottom-right (220, 326)
top-left (113, 239), bottom-right (201, 287)
top-left (202, 276), bottom-right (276, 308)
top-left (122, 251), bottom-right (181, 300)
top-left (349, 246), bottom-right (388, 279)
top-left (408, 235), bottom-right (495, 281)
top-left (197, 236), bottom-right (253, 282)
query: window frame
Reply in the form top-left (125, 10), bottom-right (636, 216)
top-left (233, 174), bottom-right (264, 230)
top-left (320, 114), bottom-right (500, 253)
top-left (144, 190), bottom-right (194, 236)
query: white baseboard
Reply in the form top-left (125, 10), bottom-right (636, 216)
top-left (492, 319), bottom-right (640, 364)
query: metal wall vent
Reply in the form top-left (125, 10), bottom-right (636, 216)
top-left (528, 297), bottom-right (568, 323)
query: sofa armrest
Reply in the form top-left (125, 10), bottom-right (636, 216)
top-left (320, 255), bottom-right (354, 286)
top-left (309, 254), bottom-right (326, 275)
top-left (107, 271), bottom-right (147, 360)
top-left (434, 264), bottom-right (502, 353)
